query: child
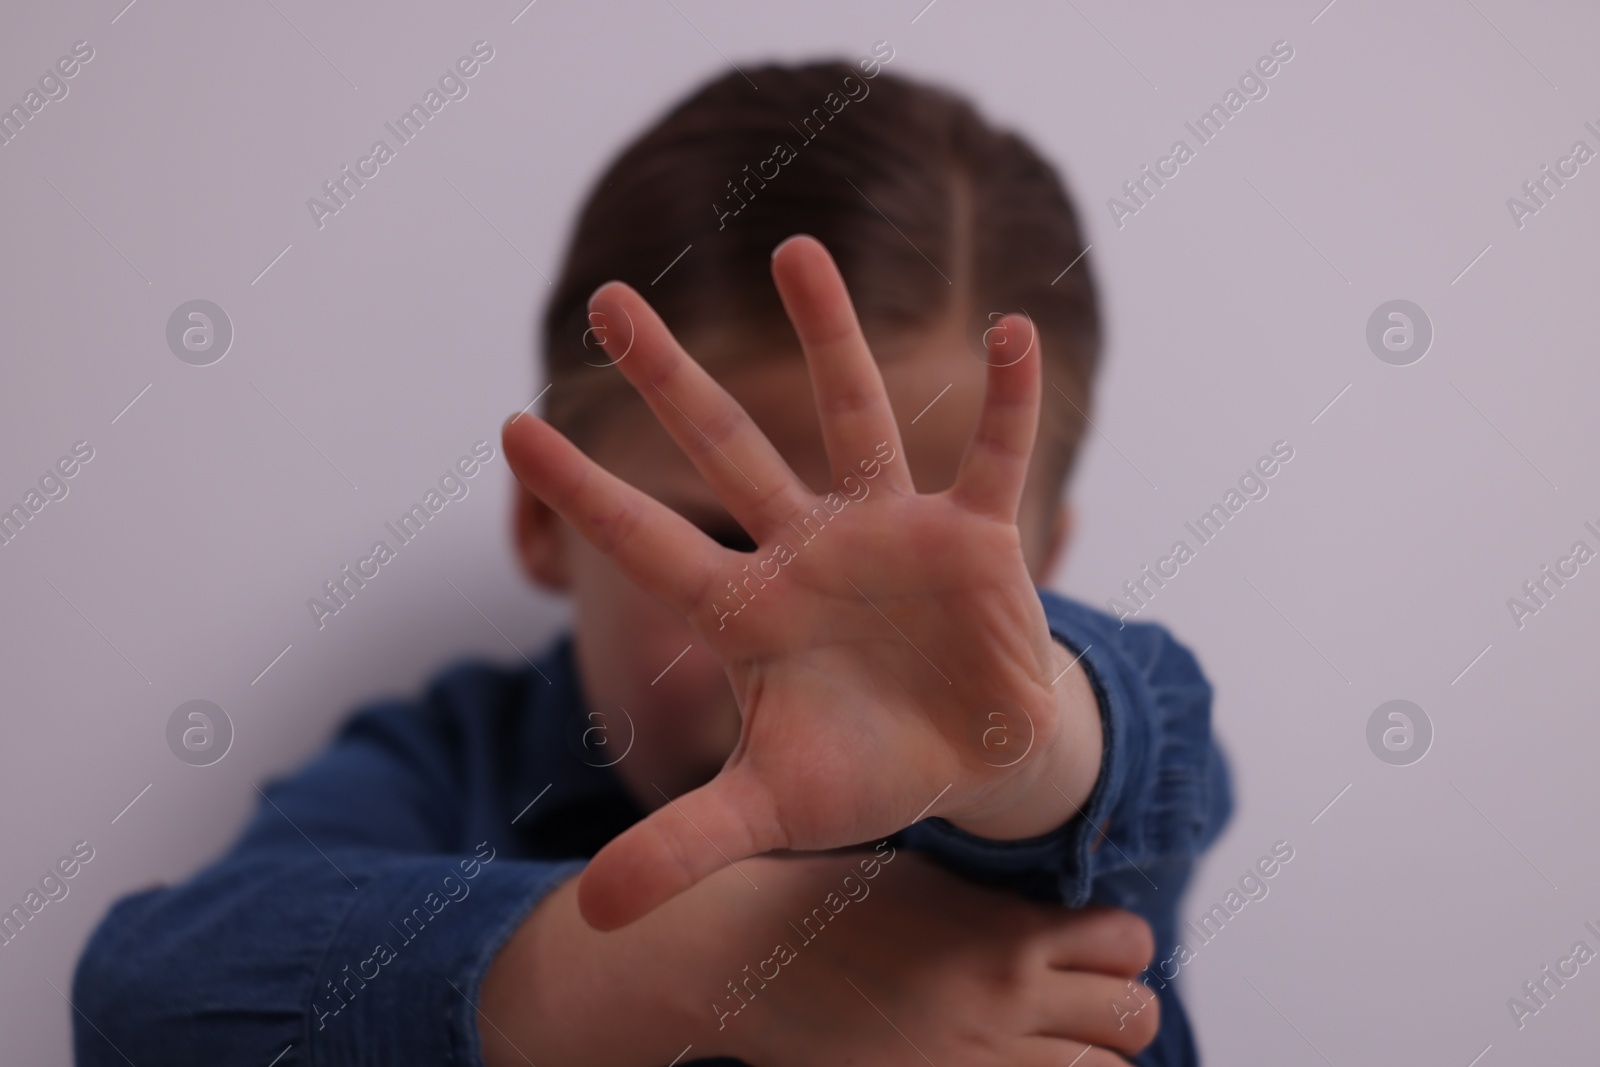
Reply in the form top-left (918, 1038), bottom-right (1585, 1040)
top-left (74, 56), bottom-right (1230, 1066)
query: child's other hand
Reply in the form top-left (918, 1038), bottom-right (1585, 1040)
top-left (726, 850), bottom-right (1159, 1067)
top-left (503, 235), bottom-right (1104, 931)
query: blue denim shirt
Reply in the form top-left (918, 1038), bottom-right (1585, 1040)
top-left (73, 590), bottom-right (1230, 1066)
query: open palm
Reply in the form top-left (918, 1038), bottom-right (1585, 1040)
top-left (503, 235), bottom-right (1092, 930)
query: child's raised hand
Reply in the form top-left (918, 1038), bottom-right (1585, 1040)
top-left (502, 235), bottom-right (1103, 930)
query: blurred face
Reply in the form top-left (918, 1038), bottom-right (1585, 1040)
top-left (515, 317), bottom-right (1071, 809)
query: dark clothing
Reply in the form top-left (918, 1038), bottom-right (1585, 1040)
top-left (74, 590), bottom-right (1231, 1065)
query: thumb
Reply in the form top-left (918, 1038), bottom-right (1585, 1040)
top-left (577, 768), bottom-right (780, 930)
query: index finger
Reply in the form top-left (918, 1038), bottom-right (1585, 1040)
top-left (501, 412), bottom-right (725, 615)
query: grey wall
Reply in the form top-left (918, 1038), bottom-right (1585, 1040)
top-left (2, 0), bottom-right (1596, 1063)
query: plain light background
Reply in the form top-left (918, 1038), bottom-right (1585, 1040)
top-left (3, 0), bottom-right (1597, 1063)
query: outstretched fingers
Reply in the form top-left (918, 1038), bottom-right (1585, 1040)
top-left (576, 768), bottom-right (780, 929)
top-left (951, 313), bottom-right (1042, 520)
top-left (770, 235), bottom-right (913, 492)
top-left (502, 412), bottom-right (724, 613)
top-left (588, 282), bottom-right (812, 543)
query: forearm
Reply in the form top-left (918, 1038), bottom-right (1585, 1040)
top-left (481, 858), bottom-right (818, 1067)
top-left (481, 875), bottom-right (705, 1067)
top-left (73, 842), bottom-right (575, 1067)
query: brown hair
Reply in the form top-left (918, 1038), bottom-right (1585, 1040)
top-left (541, 57), bottom-right (1101, 495)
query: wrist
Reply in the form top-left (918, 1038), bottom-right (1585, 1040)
top-left (711, 851), bottom-right (892, 1064)
top-left (946, 639), bottom-right (1104, 840)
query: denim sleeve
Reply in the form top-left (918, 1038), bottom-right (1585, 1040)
top-left (895, 589), bottom-right (1233, 910)
top-left (894, 593), bottom-right (1233, 1065)
top-left (71, 695), bottom-right (582, 1067)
